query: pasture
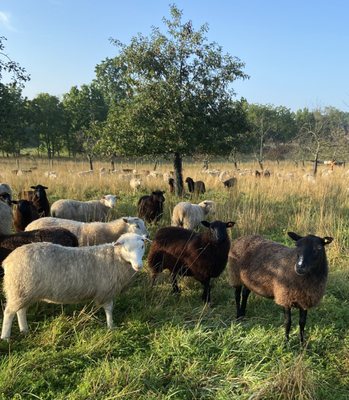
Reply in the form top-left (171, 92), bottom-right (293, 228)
top-left (0, 158), bottom-right (349, 399)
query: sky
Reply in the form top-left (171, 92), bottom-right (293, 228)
top-left (1, 0), bottom-right (349, 111)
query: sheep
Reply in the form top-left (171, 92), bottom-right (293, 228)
top-left (227, 232), bottom-right (333, 343)
top-left (130, 178), bottom-right (142, 193)
top-left (148, 220), bottom-right (235, 303)
top-left (168, 178), bottom-right (175, 193)
top-left (25, 216), bottom-right (149, 246)
top-left (12, 200), bottom-right (40, 232)
top-left (185, 177), bottom-right (206, 195)
top-left (77, 170), bottom-right (94, 177)
top-left (50, 194), bottom-right (118, 222)
top-left (0, 183), bottom-right (12, 201)
top-left (0, 228), bottom-right (78, 277)
top-left (31, 184), bottom-right (50, 217)
top-left (223, 177), bottom-right (237, 188)
top-left (137, 190), bottom-right (165, 223)
top-left (171, 200), bottom-right (216, 230)
top-left (0, 200), bottom-right (12, 235)
top-left (1, 232), bottom-right (148, 339)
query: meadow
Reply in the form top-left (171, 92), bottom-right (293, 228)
top-left (0, 158), bottom-right (349, 400)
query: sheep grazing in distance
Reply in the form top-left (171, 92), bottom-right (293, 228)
top-left (0, 201), bottom-right (12, 235)
top-left (185, 177), bottom-right (206, 195)
top-left (51, 194), bottom-right (118, 222)
top-left (137, 190), bottom-right (165, 223)
top-left (26, 216), bottom-right (149, 246)
top-left (0, 228), bottom-right (78, 277)
top-left (12, 200), bottom-right (40, 232)
top-left (223, 177), bottom-right (237, 188)
top-left (1, 232), bottom-right (149, 339)
top-left (130, 178), bottom-right (142, 193)
top-left (171, 200), bottom-right (216, 230)
top-left (31, 184), bottom-right (50, 217)
top-left (148, 220), bottom-right (235, 303)
top-left (228, 232), bottom-right (333, 343)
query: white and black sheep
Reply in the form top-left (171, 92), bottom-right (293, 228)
top-left (228, 232), bottom-right (333, 343)
top-left (171, 200), bottom-right (216, 230)
top-left (1, 233), bottom-right (149, 339)
top-left (50, 194), bottom-right (118, 222)
top-left (148, 220), bottom-right (235, 303)
top-left (25, 216), bottom-right (149, 246)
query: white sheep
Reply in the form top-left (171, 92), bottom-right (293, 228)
top-left (1, 232), bottom-right (149, 339)
top-left (129, 177), bottom-right (142, 192)
top-left (171, 200), bottom-right (216, 230)
top-left (50, 194), bottom-right (118, 222)
top-left (0, 200), bottom-right (12, 235)
top-left (77, 170), bottom-right (94, 177)
top-left (25, 216), bottom-right (149, 246)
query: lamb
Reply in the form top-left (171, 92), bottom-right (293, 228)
top-left (185, 177), bottom-right (206, 194)
top-left (0, 228), bottom-right (78, 277)
top-left (12, 200), bottom-right (40, 232)
top-left (148, 220), bottom-right (235, 303)
top-left (50, 194), bottom-right (118, 222)
top-left (1, 232), bottom-right (148, 339)
top-left (137, 190), bottom-right (165, 223)
top-left (25, 216), bottom-right (149, 246)
top-left (227, 232), bottom-right (333, 343)
top-left (0, 200), bottom-right (12, 235)
top-left (30, 184), bottom-right (50, 217)
top-left (171, 200), bottom-right (216, 230)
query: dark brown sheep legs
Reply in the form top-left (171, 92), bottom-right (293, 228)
top-left (284, 307), bottom-right (307, 343)
top-left (235, 285), bottom-right (250, 319)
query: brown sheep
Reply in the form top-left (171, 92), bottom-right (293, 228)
top-left (185, 177), bottom-right (206, 195)
top-left (12, 200), bottom-right (40, 232)
top-left (228, 232), bottom-right (333, 343)
top-left (137, 190), bottom-right (165, 223)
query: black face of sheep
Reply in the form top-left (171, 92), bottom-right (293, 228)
top-left (201, 220), bottom-right (234, 243)
top-left (31, 185), bottom-right (48, 199)
top-left (288, 232), bottom-right (333, 276)
top-left (0, 193), bottom-right (12, 206)
top-left (152, 190), bottom-right (165, 203)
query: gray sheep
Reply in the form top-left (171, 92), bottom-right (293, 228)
top-left (228, 232), bottom-right (333, 343)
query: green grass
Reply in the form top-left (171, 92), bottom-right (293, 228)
top-left (1, 160), bottom-right (349, 399)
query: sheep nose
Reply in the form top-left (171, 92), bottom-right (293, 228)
top-left (133, 263), bottom-right (143, 271)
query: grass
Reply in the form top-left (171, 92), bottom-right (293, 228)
top-left (0, 158), bottom-right (349, 399)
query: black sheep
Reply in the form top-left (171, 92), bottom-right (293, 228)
top-left (185, 177), bottom-right (206, 194)
top-left (31, 184), bottom-right (50, 217)
top-left (12, 200), bottom-right (40, 232)
top-left (223, 177), bottom-right (237, 188)
top-left (137, 190), bottom-right (165, 223)
top-left (0, 227), bottom-right (79, 277)
top-left (148, 220), bottom-right (235, 303)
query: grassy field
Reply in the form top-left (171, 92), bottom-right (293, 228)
top-left (0, 158), bottom-right (349, 399)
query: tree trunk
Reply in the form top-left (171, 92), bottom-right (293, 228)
top-left (153, 160), bottom-right (158, 171)
top-left (173, 152), bottom-right (184, 196)
top-left (313, 151), bottom-right (319, 176)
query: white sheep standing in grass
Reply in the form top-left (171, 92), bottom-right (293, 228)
top-left (129, 177), bottom-right (142, 192)
top-left (25, 216), bottom-right (149, 246)
top-left (171, 200), bottom-right (216, 230)
top-left (1, 233), bottom-right (149, 339)
top-left (0, 200), bottom-right (12, 235)
top-left (50, 194), bottom-right (118, 222)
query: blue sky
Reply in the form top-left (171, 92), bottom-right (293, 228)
top-left (1, 0), bottom-right (348, 111)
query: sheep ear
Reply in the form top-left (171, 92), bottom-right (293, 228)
top-left (11, 200), bottom-right (19, 204)
top-left (43, 186), bottom-right (48, 189)
top-left (113, 241), bottom-right (123, 246)
top-left (322, 236), bottom-right (333, 246)
top-left (30, 186), bottom-right (36, 189)
top-left (122, 218), bottom-right (129, 223)
top-left (226, 221), bottom-right (235, 228)
top-left (288, 232), bottom-right (303, 241)
top-left (201, 221), bottom-right (210, 228)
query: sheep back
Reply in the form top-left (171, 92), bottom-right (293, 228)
top-left (51, 199), bottom-right (111, 222)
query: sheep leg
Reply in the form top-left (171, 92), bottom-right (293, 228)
top-left (284, 307), bottom-right (292, 341)
top-left (299, 308), bottom-right (307, 344)
top-left (1, 307), bottom-right (16, 340)
top-left (239, 287), bottom-right (250, 317)
top-left (171, 273), bottom-right (180, 294)
top-left (17, 307), bottom-right (29, 334)
top-left (102, 301), bottom-right (114, 329)
top-left (235, 286), bottom-right (242, 318)
top-left (201, 279), bottom-right (211, 304)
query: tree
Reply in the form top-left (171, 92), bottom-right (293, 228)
top-left (99, 5), bottom-right (248, 194)
top-left (62, 84), bottom-right (108, 162)
top-left (29, 93), bottom-right (66, 159)
top-left (0, 36), bottom-right (30, 87)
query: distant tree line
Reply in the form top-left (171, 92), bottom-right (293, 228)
top-left (1, 6), bottom-right (349, 189)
